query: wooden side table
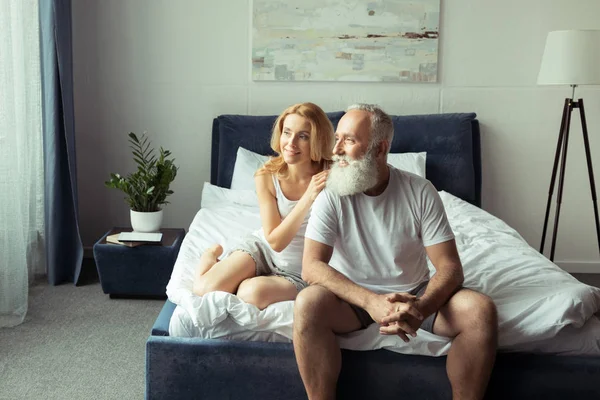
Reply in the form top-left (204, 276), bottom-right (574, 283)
top-left (93, 227), bottom-right (186, 298)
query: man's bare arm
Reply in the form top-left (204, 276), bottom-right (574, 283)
top-left (302, 238), bottom-right (423, 328)
top-left (302, 238), bottom-right (375, 309)
top-left (416, 239), bottom-right (464, 317)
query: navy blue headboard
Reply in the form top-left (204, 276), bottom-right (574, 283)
top-left (211, 112), bottom-right (481, 207)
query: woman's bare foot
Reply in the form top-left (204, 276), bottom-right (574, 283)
top-left (194, 244), bottom-right (224, 278)
top-left (206, 244), bottom-right (224, 258)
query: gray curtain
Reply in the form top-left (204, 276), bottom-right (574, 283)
top-left (39, 0), bottom-right (84, 285)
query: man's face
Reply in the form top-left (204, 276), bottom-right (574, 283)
top-left (332, 110), bottom-right (371, 162)
top-left (327, 110), bottom-right (379, 196)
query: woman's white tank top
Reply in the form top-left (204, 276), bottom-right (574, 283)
top-left (256, 174), bottom-right (309, 275)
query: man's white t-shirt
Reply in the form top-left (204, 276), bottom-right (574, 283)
top-left (305, 166), bottom-right (455, 294)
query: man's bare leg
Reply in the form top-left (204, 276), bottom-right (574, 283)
top-left (194, 244), bottom-right (223, 278)
top-left (432, 289), bottom-right (498, 400)
top-left (293, 285), bottom-right (362, 400)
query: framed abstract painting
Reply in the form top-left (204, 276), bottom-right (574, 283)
top-left (252, 0), bottom-right (440, 82)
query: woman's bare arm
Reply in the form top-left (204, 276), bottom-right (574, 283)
top-left (255, 171), bottom-right (327, 252)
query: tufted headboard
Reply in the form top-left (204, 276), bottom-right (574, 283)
top-left (211, 112), bottom-right (481, 207)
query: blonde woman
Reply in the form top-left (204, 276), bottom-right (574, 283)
top-left (193, 103), bottom-right (334, 309)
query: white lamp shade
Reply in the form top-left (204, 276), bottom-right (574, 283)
top-left (537, 30), bottom-right (600, 85)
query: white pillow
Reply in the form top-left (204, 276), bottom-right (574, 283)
top-left (201, 182), bottom-right (259, 210)
top-left (232, 148), bottom-right (427, 188)
top-left (230, 147), bottom-right (269, 191)
top-left (387, 152), bottom-right (426, 178)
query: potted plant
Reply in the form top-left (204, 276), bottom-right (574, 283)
top-left (105, 132), bottom-right (178, 232)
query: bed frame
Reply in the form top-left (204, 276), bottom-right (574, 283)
top-left (146, 111), bottom-right (600, 399)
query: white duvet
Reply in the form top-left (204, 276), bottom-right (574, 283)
top-left (166, 183), bottom-right (600, 356)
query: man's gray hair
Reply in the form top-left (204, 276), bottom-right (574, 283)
top-left (346, 104), bottom-right (394, 153)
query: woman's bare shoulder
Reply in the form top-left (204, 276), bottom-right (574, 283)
top-left (255, 171), bottom-right (275, 195)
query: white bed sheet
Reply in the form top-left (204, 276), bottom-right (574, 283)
top-left (166, 184), bottom-right (600, 356)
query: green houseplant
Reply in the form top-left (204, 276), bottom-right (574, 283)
top-left (105, 132), bottom-right (178, 232)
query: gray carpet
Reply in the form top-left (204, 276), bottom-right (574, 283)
top-left (0, 264), bottom-right (163, 400)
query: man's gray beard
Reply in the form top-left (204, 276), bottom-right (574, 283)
top-left (327, 150), bottom-right (379, 196)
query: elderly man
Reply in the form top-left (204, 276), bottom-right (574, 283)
top-left (293, 104), bottom-right (498, 400)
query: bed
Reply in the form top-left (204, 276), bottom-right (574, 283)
top-left (145, 112), bottom-right (600, 400)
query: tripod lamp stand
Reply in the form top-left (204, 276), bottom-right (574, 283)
top-left (537, 29), bottom-right (600, 262)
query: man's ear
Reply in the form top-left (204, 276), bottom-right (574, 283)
top-left (377, 140), bottom-right (389, 158)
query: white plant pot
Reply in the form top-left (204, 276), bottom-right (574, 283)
top-left (130, 209), bottom-right (163, 233)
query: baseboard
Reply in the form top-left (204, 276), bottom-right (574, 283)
top-left (84, 246), bottom-right (94, 259)
top-left (555, 261), bottom-right (600, 274)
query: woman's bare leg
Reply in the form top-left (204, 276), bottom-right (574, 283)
top-left (193, 251), bottom-right (256, 296)
top-left (236, 276), bottom-right (298, 310)
top-left (194, 244), bottom-right (224, 278)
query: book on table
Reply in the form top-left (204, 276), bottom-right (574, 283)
top-left (106, 232), bottom-right (163, 247)
top-left (106, 234), bottom-right (143, 247)
top-left (117, 231), bottom-right (163, 243)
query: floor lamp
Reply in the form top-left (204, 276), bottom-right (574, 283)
top-left (537, 30), bottom-right (600, 262)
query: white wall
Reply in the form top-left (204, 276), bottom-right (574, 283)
top-left (72, 0), bottom-right (600, 272)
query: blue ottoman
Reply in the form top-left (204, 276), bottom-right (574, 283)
top-left (93, 227), bottom-right (185, 298)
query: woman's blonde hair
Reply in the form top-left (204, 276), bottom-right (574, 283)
top-left (257, 102), bottom-right (334, 177)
